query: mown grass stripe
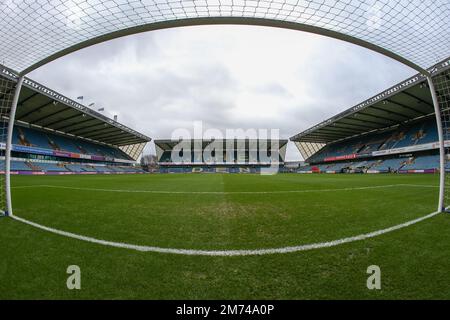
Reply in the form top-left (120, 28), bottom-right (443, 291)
top-left (11, 183), bottom-right (438, 194)
top-left (10, 210), bottom-right (441, 256)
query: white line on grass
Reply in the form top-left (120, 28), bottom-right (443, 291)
top-left (11, 210), bottom-right (440, 256)
top-left (11, 183), bottom-right (438, 194)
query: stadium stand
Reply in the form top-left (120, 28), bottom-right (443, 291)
top-left (5, 158), bottom-right (146, 174)
top-left (291, 60), bottom-right (450, 174)
top-left (155, 139), bottom-right (288, 173)
top-left (307, 118), bottom-right (438, 164)
top-left (369, 158), bottom-right (406, 172)
top-left (5, 58), bottom-right (447, 176)
top-left (12, 124), bottom-right (132, 160)
top-left (400, 155), bottom-right (440, 171)
top-left (0, 67), bottom-right (151, 174)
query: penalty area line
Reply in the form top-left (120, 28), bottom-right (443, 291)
top-left (10, 210), bottom-right (441, 256)
top-left (11, 183), bottom-right (438, 194)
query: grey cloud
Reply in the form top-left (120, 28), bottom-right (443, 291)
top-left (250, 82), bottom-right (293, 98)
top-left (29, 26), bottom-right (415, 161)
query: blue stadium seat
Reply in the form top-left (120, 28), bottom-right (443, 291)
top-left (401, 155), bottom-right (439, 170)
top-left (11, 125), bottom-right (132, 160)
top-left (308, 118), bottom-right (438, 163)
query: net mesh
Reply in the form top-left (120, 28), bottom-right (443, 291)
top-left (0, 1), bottom-right (448, 213)
top-left (434, 69), bottom-right (450, 207)
top-left (0, 0), bottom-right (448, 73)
top-left (0, 74), bottom-right (16, 214)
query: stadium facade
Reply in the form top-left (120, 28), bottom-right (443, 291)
top-left (291, 59), bottom-right (450, 175)
top-left (155, 139), bottom-right (287, 174)
top-left (0, 65), bottom-right (151, 175)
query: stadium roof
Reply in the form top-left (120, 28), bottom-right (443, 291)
top-left (1, 65), bottom-right (151, 148)
top-left (0, 1), bottom-right (449, 75)
top-left (155, 139), bottom-right (288, 151)
top-left (290, 58), bottom-right (450, 160)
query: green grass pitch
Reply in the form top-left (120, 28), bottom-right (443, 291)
top-left (1, 173), bottom-right (449, 299)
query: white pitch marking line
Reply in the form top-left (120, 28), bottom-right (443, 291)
top-left (10, 210), bottom-right (441, 256)
top-left (11, 183), bottom-right (438, 194)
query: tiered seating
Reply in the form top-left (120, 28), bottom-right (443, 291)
top-left (11, 125), bottom-right (132, 160)
top-left (401, 155), bottom-right (439, 170)
top-left (106, 166), bottom-right (120, 172)
top-left (391, 121), bottom-right (438, 149)
top-left (349, 161), bottom-right (373, 169)
top-left (62, 163), bottom-right (143, 173)
top-left (15, 127), bottom-right (49, 148)
top-left (82, 165), bottom-right (98, 172)
top-left (37, 162), bottom-right (67, 172)
top-left (300, 155), bottom-right (440, 174)
top-left (25, 161), bottom-right (42, 171)
top-left (65, 164), bottom-right (85, 172)
top-left (308, 118), bottom-right (438, 163)
top-left (94, 166), bottom-right (110, 173)
top-left (11, 160), bottom-right (33, 171)
top-left (7, 161), bottom-right (145, 173)
top-left (160, 149), bottom-right (284, 164)
top-left (330, 162), bottom-right (353, 171)
top-left (367, 158), bottom-right (406, 172)
top-left (122, 166), bottom-right (144, 173)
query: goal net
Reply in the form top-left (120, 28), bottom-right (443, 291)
top-left (0, 70), bottom-right (17, 215)
top-left (433, 68), bottom-right (450, 210)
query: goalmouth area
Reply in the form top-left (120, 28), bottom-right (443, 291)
top-left (2, 172), bottom-right (449, 299)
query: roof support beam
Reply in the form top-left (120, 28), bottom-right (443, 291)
top-left (31, 106), bottom-right (72, 124)
top-left (43, 113), bottom-right (84, 128)
top-left (401, 91), bottom-right (434, 109)
top-left (333, 122), bottom-right (376, 130)
top-left (81, 128), bottom-right (122, 139)
top-left (17, 100), bottom-right (55, 120)
top-left (18, 92), bottom-right (39, 105)
top-left (307, 131), bottom-right (354, 139)
top-left (89, 131), bottom-right (127, 141)
top-left (385, 98), bottom-right (430, 116)
top-left (332, 121), bottom-right (380, 130)
top-left (320, 126), bottom-right (363, 132)
top-left (105, 137), bottom-right (142, 146)
top-left (102, 135), bottom-right (138, 144)
top-left (340, 117), bottom-right (392, 127)
top-left (360, 107), bottom-right (410, 121)
top-left (52, 118), bottom-right (97, 131)
top-left (66, 122), bottom-right (109, 135)
top-left (304, 143), bottom-right (313, 158)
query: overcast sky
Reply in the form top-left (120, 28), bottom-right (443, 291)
top-left (28, 25), bottom-right (416, 160)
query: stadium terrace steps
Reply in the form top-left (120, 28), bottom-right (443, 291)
top-left (308, 118), bottom-right (438, 164)
top-left (297, 154), bottom-right (439, 173)
top-left (11, 160), bottom-right (34, 171)
top-left (1, 123), bottom-right (144, 175)
top-left (295, 116), bottom-right (441, 174)
top-left (25, 161), bottom-right (41, 171)
top-left (401, 155), bottom-right (440, 171)
top-left (10, 124), bottom-right (132, 161)
top-left (3, 159), bottom-right (144, 175)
